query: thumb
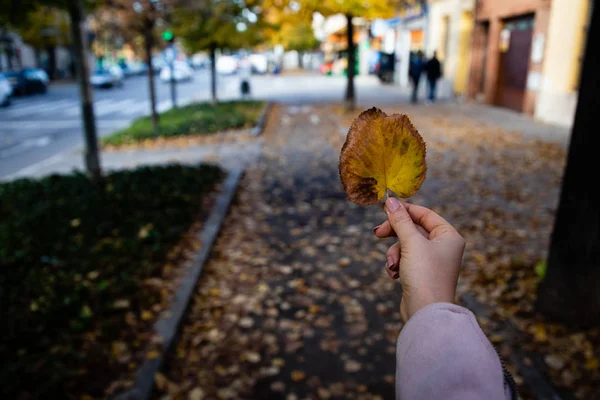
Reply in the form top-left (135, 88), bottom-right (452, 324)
top-left (385, 197), bottom-right (419, 243)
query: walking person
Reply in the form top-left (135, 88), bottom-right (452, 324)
top-left (426, 51), bottom-right (442, 102)
top-left (409, 51), bottom-right (425, 103)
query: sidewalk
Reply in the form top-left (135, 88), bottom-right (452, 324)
top-left (151, 102), bottom-right (589, 399)
top-left (2, 130), bottom-right (262, 182)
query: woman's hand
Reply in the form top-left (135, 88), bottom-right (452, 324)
top-left (373, 198), bottom-right (465, 322)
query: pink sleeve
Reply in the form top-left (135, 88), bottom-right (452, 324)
top-left (396, 303), bottom-right (513, 400)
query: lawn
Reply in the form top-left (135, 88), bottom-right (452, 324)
top-left (0, 164), bottom-right (223, 398)
top-left (103, 100), bottom-right (266, 146)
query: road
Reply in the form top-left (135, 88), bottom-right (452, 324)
top-left (0, 69), bottom-right (408, 179)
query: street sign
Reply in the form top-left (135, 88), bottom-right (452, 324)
top-left (162, 45), bottom-right (177, 66)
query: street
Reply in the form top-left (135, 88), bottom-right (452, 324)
top-left (0, 70), bottom-right (408, 179)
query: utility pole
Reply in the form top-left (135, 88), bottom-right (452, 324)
top-left (162, 30), bottom-right (177, 109)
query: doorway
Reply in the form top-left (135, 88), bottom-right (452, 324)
top-left (495, 15), bottom-right (534, 111)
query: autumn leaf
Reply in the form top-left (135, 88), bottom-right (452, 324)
top-left (339, 107), bottom-right (427, 205)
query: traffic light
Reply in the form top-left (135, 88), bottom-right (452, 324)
top-left (162, 30), bottom-right (174, 43)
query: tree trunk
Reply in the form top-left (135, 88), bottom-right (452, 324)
top-left (46, 45), bottom-right (56, 80)
top-left (536, 3), bottom-right (600, 328)
top-left (209, 42), bottom-right (217, 103)
top-left (298, 51), bottom-right (304, 69)
top-left (144, 31), bottom-right (159, 135)
top-left (67, 0), bottom-right (101, 182)
top-left (345, 14), bottom-right (356, 110)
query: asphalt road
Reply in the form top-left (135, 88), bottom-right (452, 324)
top-left (0, 69), bottom-right (408, 179)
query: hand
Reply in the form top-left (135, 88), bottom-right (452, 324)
top-left (373, 198), bottom-right (465, 322)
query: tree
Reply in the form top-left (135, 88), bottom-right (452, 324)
top-left (269, 11), bottom-right (319, 69)
top-left (68, 0), bottom-right (102, 181)
top-left (103, 0), bottom-right (170, 135)
top-left (1, 0), bottom-right (102, 181)
top-left (172, 0), bottom-right (260, 103)
top-left (301, 0), bottom-right (402, 110)
top-left (537, 3), bottom-right (600, 328)
top-left (16, 6), bottom-right (71, 76)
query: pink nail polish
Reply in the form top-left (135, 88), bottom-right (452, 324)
top-left (387, 256), bottom-right (395, 268)
top-left (386, 197), bottom-right (400, 212)
top-left (373, 224), bottom-right (382, 234)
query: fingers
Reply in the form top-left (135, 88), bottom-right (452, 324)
top-left (373, 220), bottom-right (396, 238)
top-left (385, 242), bottom-right (400, 279)
top-left (403, 202), bottom-right (456, 238)
top-left (374, 219), bottom-right (429, 239)
top-left (384, 198), bottom-right (419, 244)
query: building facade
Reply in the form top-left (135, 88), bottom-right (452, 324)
top-left (468, 0), bottom-right (591, 127)
top-left (426, 0), bottom-right (476, 96)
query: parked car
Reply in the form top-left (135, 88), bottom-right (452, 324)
top-left (3, 68), bottom-right (49, 96)
top-left (216, 55), bottom-right (238, 75)
top-left (249, 54), bottom-right (268, 74)
top-left (190, 53), bottom-right (209, 69)
top-left (159, 61), bottom-right (194, 82)
top-left (90, 66), bottom-right (124, 88)
top-left (126, 61), bottom-right (147, 76)
top-left (0, 73), bottom-right (12, 106)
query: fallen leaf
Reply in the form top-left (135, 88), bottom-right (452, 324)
top-left (338, 257), bottom-right (351, 268)
top-left (239, 317), bottom-right (254, 328)
top-left (585, 358), bottom-right (599, 371)
top-left (545, 354), bottom-right (565, 370)
top-left (344, 359), bottom-right (362, 373)
top-left (146, 350), bottom-right (160, 360)
top-left (154, 372), bottom-right (168, 391)
top-left (339, 108), bottom-right (426, 205)
top-left (141, 310), bottom-right (153, 320)
top-left (189, 387), bottom-right (206, 400)
top-left (317, 387), bottom-right (331, 399)
top-left (244, 351), bottom-right (261, 363)
top-left (113, 299), bottom-right (131, 309)
top-left (270, 381), bottom-right (286, 392)
top-left (291, 370), bottom-right (306, 382)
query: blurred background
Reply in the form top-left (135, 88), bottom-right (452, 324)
top-left (1, 0), bottom-right (598, 399)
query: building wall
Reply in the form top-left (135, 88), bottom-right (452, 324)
top-left (534, 0), bottom-right (590, 127)
top-left (468, 0), bottom-right (552, 115)
top-left (426, 0), bottom-right (475, 95)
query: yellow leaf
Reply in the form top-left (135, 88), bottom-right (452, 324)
top-left (291, 370), bottom-right (306, 382)
top-left (141, 310), bottom-right (153, 320)
top-left (71, 218), bottom-right (81, 227)
top-left (146, 350), bottom-right (160, 360)
top-left (534, 323), bottom-right (548, 342)
top-left (339, 108), bottom-right (426, 205)
top-left (585, 358), bottom-right (599, 371)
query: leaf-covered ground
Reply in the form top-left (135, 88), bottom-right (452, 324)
top-left (156, 104), bottom-right (598, 399)
top-left (0, 164), bottom-right (223, 398)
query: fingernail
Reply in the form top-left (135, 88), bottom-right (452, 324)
top-left (372, 224), bottom-right (382, 234)
top-left (387, 256), bottom-right (395, 269)
top-left (392, 272), bottom-right (399, 279)
top-left (386, 197), bottom-right (400, 212)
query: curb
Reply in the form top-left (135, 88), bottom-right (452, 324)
top-left (118, 167), bottom-right (245, 400)
top-left (249, 102), bottom-right (272, 136)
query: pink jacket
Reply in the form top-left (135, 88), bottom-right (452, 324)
top-left (396, 303), bottom-right (517, 400)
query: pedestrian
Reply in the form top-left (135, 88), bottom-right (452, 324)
top-left (408, 51), bottom-right (425, 103)
top-left (373, 198), bottom-right (517, 399)
top-left (426, 51), bottom-right (442, 102)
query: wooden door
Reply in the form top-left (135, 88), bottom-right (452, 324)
top-left (495, 16), bottom-right (534, 111)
